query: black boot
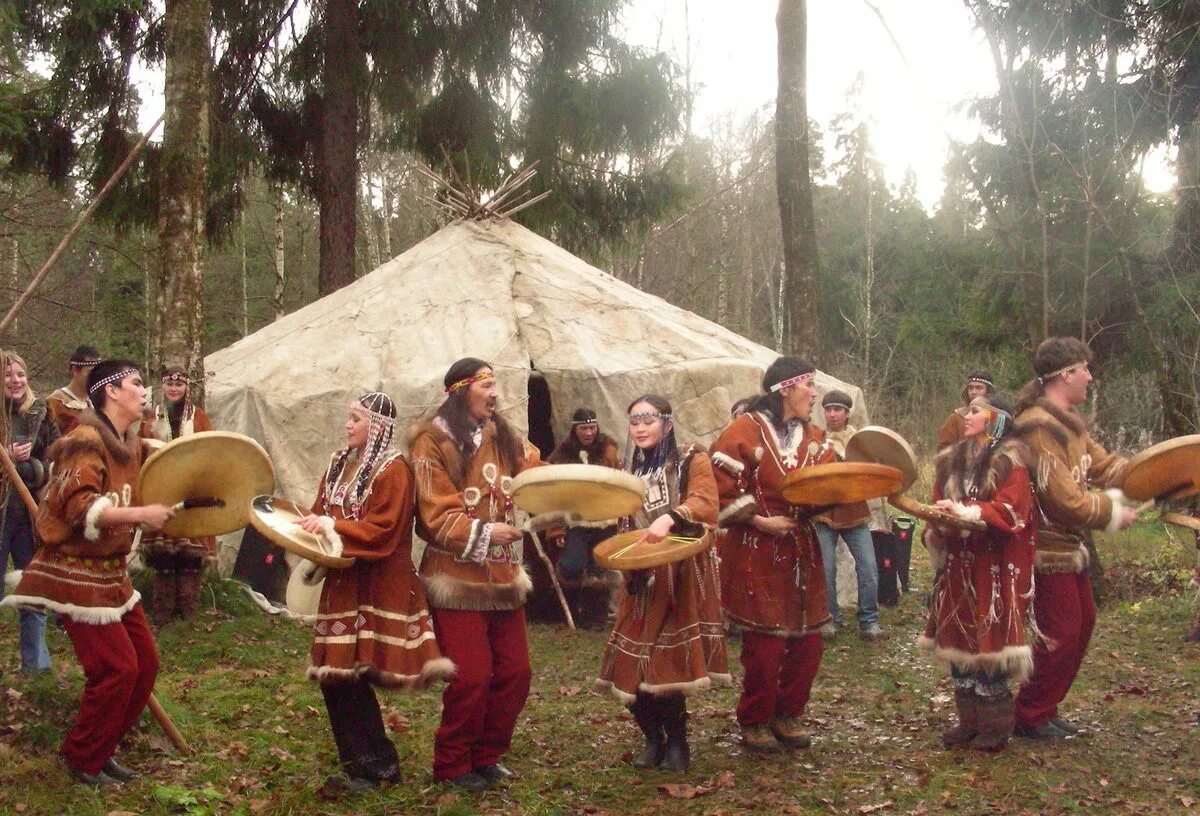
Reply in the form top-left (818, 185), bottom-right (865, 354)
top-left (658, 695), bottom-right (690, 772)
top-left (629, 694), bottom-right (665, 769)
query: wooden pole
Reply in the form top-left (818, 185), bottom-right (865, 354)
top-left (0, 114), bottom-right (165, 337)
top-left (0, 446), bottom-right (192, 754)
top-left (527, 530), bottom-right (575, 630)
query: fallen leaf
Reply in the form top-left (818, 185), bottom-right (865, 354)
top-left (659, 783), bottom-right (703, 799)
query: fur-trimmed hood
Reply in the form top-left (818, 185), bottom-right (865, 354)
top-left (934, 436), bottom-right (1031, 502)
top-left (54, 409), bottom-right (142, 467)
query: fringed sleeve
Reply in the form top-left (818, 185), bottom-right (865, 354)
top-left (1024, 424), bottom-right (1118, 531)
top-left (35, 428), bottom-right (110, 547)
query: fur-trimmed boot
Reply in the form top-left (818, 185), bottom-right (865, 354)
top-left (971, 689), bottom-right (1014, 752)
top-left (658, 695), bottom-right (690, 772)
top-left (941, 687), bottom-right (979, 748)
top-left (629, 694), bottom-right (665, 769)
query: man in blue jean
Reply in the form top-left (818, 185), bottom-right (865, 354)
top-left (813, 391), bottom-right (888, 642)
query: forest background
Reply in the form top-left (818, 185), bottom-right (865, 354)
top-left (2, 0), bottom-right (1200, 452)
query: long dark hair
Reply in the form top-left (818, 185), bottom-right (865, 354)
top-left (626, 394), bottom-right (678, 472)
top-left (748, 356), bottom-right (815, 422)
top-left (550, 407), bottom-right (613, 464)
top-left (1014, 337), bottom-right (1092, 415)
top-left (956, 394), bottom-right (1017, 498)
top-left (438, 357), bottom-right (524, 481)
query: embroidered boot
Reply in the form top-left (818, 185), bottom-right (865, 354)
top-left (629, 694), bottom-right (665, 769)
top-left (970, 689), bottom-right (1014, 752)
top-left (941, 687), bottom-right (979, 748)
top-left (658, 696), bottom-right (690, 772)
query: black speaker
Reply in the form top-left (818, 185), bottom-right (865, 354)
top-left (891, 516), bottom-right (916, 592)
top-left (872, 530), bottom-right (900, 608)
top-left (231, 526), bottom-right (290, 604)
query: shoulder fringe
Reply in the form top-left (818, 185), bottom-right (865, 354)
top-left (718, 494), bottom-right (756, 527)
top-left (1035, 545), bottom-right (1089, 574)
top-left (917, 636), bottom-right (1034, 686)
top-left (0, 590), bottom-right (141, 624)
top-left (307, 656), bottom-right (456, 690)
top-left (422, 569), bottom-right (533, 611)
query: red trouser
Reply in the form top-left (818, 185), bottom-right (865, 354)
top-left (1015, 571), bottom-right (1096, 727)
top-left (736, 631), bottom-right (823, 726)
top-left (431, 607), bottom-right (531, 780)
top-left (60, 603), bottom-right (159, 774)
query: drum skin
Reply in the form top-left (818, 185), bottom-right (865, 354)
top-left (594, 529), bottom-right (713, 571)
top-left (780, 462), bottom-right (904, 506)
top-left (509, 463), bottom-right (645, 521)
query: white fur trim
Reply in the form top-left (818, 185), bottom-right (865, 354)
top-left (718, 494), bottom-right (756, 527)
top-left (640, 676), bottom-right (712, 697)
top-left (594, 678), bottom-right (637, 704)
top-left (317, 516), bottom-right (343, 557)
top-left (525, 510), bottom-right (580, 532)
top-left (84, 495), bottom-right (115, 542)
top-left (0, 590), bottom-right (142, 625)
top-left (1104, 489), bottom-right (1126, 534)
top-left (948, 502), bottom-right (983, 523)
top-left (710, 451), bottom-right (745, 476)
top-left (4, 570), bottom-right (20, 591)
top-left (301, 562), bottom-right (328, 586)
top-left (923, 642), bottom-right (1035, 686)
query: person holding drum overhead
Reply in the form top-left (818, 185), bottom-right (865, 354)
top-left (1012, 337), bottom-right (1136, 739)
top-left (709, 356), bottom-right (836, 755)
top-left (293, 392), bottom-right (453, 793)
top-left (409, 358), bottom-right (544, 792)
top-left (936, 370), bottom-right (995, 451)
top-left (595, 395), bottom-right (729, 773)
top-left (2, 359), bottom-right (173, 785)
top-left (548, 407), bottom-right (622, 629)
top-left (919, 394), bottom-right (1036, 752)
top-left (139, 365), bottom-right (214, 626)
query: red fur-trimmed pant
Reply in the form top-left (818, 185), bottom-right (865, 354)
top-left (1014, 571), bottom-right (1096, 727)
top-left (431, 607), bottom-right (532, 780)
top-left (60, 603), bottom-right (159, 774)
top-left (736, 631), bottom-right (823, 725)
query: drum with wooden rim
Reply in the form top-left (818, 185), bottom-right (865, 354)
top-left (780, 462), bottom-right (904, 506)
top-left (248, 495), bottom-right (356, 569)
top-left (509, 463), bottom-right (646, 521)
top-left (593, 529), bottom-right (714, 571)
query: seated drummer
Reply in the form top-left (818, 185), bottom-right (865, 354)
top-left (409, 358), bottom-right (544, 792)
top-left (595, 394), bottom-right (729, 773)
top-left (295, 391), bottom-right (453, 793)
top-left (2, 360), bottom-right (174, 785)
top-left (548, 407), bottom-right (621, 629)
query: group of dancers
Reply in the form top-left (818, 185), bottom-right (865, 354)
top-left (0, 335), bottom-right (1141, 790)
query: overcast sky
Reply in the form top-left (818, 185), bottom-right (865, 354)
top-left (620, 0), bottom-right (1175, 208)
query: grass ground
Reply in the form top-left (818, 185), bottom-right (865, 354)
top-left (1, 522), bottom-right (1197, 816)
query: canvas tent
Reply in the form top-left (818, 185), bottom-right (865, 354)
top-left (205, 217), bottom-right (868, 508)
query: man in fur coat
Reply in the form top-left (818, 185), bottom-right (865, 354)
top-left (1012, 337), bottom-right (1136, 739)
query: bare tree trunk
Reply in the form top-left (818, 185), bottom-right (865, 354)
top-left (273, 185), bottom-right (286, 319)
top-left (318, 0), bottom-right (365, 295)
top-left (380, 166), bottom-right (394, 260)
top-left (156, 0), bottom-right (210, 402)
top-left (240, 201), bottom-right (249, 336)
top-left (775, 0), bottom-right (821, 361)
top-left (362, 172), bottom-right (380, 272)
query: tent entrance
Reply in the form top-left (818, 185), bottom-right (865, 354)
top-left (527, 369), bottom-right (556, 460)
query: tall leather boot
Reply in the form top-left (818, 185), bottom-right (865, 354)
top-left (941, 687), bottom-right (979, 748)
top-left (150, 570), bottom-right (177, 627)
top-left (658, 695), bottom-right (690, 772)
top-left (970, 689), bottom-right (1014, 752)
top-left (629, 693), bottom-right (665, 769)
top-left (176, 569), bottom-right (203, 620)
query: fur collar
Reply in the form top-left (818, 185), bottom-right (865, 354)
top-left (1017, 396), bottom-right (1087, 438)
top-left (74, 410), bottom-right (141, 465)
top-left (934, 437), bottom-right (1030, 502)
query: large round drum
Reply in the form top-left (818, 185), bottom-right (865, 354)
top-left (844, 426), bottom-right (918, 491)
top-left (248, 495), bottom-right (356, 569)
top-left (510, 464), bottom-right (645, 522)
top-left (780, 462), bottom-right (904, 506)
top-left (888, 493), bottom-right (986, 531)
top-left (138, 431), bottom-right (275, 538)
top-left (593, 529), bottom-right (713, 571)
top-left (1162, 511), bottom-right (1200, 533)
top-left (1122, 435), bottom-right (1200, 502)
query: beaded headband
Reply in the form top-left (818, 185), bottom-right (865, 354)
top-left (969, 396), bottom-right (1013, 420)
top-left (572, 418), bottom-right (599, 427)
top-left (823, 400), bottom-right (851, 411)
top-left (1037, 360), bottom-right (1088, 386)
top-left (161, 372), bottom-right (189, 385)
top-left (70, 357), bottom-right (102, 368)
top-left (445, 370), bottom-right (492, 394)
top-left (88, 368), bottom-right (139, 395)
top-left (353, 392), bottom-right (396, 425)
top-left (769, 372), bottom-right (815, 393)
top-left (629, 411), bottom-right (671, 422)
top-left (967, 376), bottom-right (994, 387)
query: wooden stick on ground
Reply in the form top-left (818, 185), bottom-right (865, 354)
top-left (527, 530), bottom-right (576, 630)
top-left (0, 113), bottom-right (165, 337)
top-left (0, 445), bottom-right (192, 754)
